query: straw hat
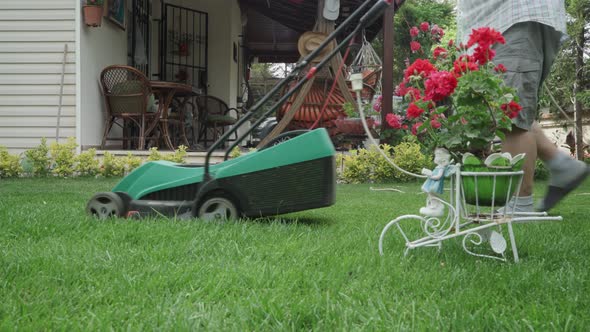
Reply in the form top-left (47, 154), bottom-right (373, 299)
top-left (297, 31), bottom-right (334, 62)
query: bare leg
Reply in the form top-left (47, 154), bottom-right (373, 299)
top-left (530, 122), bottom-right (558, 161)
top-left (502, 126), bottom-right (536, 197)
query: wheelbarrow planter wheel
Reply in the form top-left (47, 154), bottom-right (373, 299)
top-left (197, 196), bottom-right (238, 221)
top-left (86, 192), bottom-right (126, 219)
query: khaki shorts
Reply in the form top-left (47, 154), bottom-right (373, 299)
top-left (493, 22), bottom-right (563, 130)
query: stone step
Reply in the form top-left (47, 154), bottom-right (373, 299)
top-left (94, 149), bottom-right (227, 165)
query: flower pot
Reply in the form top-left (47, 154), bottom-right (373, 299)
top-left (459, 152), bottom-right (526, 206)
top-left (83, 5), bottom-right (103, 27)
top-left (461, 165), bottom-right (516, 206)
top-left (333, 118), bottom-right (374, 136)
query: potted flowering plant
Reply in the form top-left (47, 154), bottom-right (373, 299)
top-left (334, 99), bottom-right (380, 136)
top-left (83, 0), bottom-right (104, 27)
top-left (387, 23), bottom-right (525, 205)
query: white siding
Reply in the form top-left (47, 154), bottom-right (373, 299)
top-left (0, 0), bottom-right (76, 153)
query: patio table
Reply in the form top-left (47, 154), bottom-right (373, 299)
top-left (147, 81), bottom-right (193, 150)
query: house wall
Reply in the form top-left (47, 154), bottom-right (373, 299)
top-left (79, 2), bottom-right (128, 149)
top-left (166, 0), bottom-right (241, 108)
top-left (77, 0), bottom-right (244, 149)
top-left (0, 0), bottom-right (77, 153)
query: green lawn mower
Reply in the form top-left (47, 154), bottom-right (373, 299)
top-left (86, 0), bottom-right (399, 220)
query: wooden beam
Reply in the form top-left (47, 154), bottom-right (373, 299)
top-left (380, 1), bottom-right (395, 142)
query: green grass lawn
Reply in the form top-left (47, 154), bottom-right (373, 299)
top-left (1, 177), bottom-right (589, 330)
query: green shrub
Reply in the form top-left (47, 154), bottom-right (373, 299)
top-left (75, 148), bottom-right (100, 176)
top-left (534, 159), bottom-right (550, 180)
top-left (167, 145), bottom-right (187, 163)
top-left (339, 142), bottom-right (430, 183)
top-left (229, 146), bottom-right (242, 159)
top-left (49, 137), bottom-right (77, 177)
top-left (122, 152), bottom-right (142, 174)
top-left (100, 152), bottom-right (126, 177)
top-left (391, 142), bottom-right (431, 182)
top-left (0, 146), bottom-right (23, 178)
top-left (340, 148), bottom-right (374, 184)
top-left (147, 145), bottom-right (188, 163)
top-left (24, 137), bottom-right (51, 176)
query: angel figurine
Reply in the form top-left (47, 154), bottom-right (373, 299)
top-left (420, 148), bottom-right (454, 217)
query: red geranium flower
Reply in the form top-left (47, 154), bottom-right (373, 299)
top-left (410, 27), bottom-right (419, 38)
top-left (467, 27), bottom-right (505, 49)
top-left (433, 47), bottom-right (448, 60)
top-left (501, 101), bottom-right (522, 119)
top-left (494, 63), bottom-right (507, 73)
top-left (424, 71), bottom-right (458, 102)
top-left (447, 39), bottom-right (454, 47)
top-left (386, 113), bottom-right (404, 129)
top-left (407, 87), bottom-right (422, 101)
top-left (473, 46), bottom-right (496, 64)
top-left (373, 102), bottom-right (381, 113)
top-left (430, 119), bottom-right (442, 129)
top-left (430, 24), bottom-right (444, 40)
top-left (420, 22), bottom-right (430, 32)
top-left (404, 59), bottom-right (437, 80)
top-left (406, 102), bottom-right (425, 119)
top-left (452, 57), bottom-right (479, 77)
top-left (411, 122), bottom-right (423, 135)
top-left (410, 41), bottom-right (421, 52)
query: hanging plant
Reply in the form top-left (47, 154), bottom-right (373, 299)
top-left (83, 0), bottom-right (104, 27)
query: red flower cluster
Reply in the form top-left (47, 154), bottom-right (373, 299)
top-left (411, 122), bottom-right (423, 135)
top-left (430, 112), bottom-right (444, 129)
top-left (501, 101), bottom-right (523, 119)
top-left (424, 71), bottom-right (458, 102)
top-left (406, 102), bottom-right (425, 119)
top-left (452, 56), bottom-right (479, 77)
top-left (467, 27), bottom-right (506, 65)
top-left (410, 41), bottom-right (421, 53)
top-left (420, 22), bottom-right (430, 32)
top-left (433, 47), bottom-right (447, 60)
top-left (404, 59), bottom-right (437, 80)
top-left (494, 63), bottom-right (507, 73)
top-left (430, 24), bottom-right (444, 39)
top-left (410, 26), bottom-right (419, 38)
top-left (467, 27), bottom-right (505, 49)
top-left (386, 113), bottom-right (407, 129)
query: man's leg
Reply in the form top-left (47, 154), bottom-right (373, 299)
top-left (502, 126), bottom-right (536, 197)
top-left (498, 127), bottom-right (536, 213)
top-left (533, 122), bottom-right (589, 211)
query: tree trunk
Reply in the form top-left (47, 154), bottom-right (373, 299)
top-left (574, 29), bottom-right (585, 160)
top-left (380, 3), bottom-right (395, 144)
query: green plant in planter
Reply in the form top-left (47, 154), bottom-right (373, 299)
top-left (386, 23), bottom-right (522, 159)
top-left (84, 0), bottom-right (104, 6)
top-left (461, 152), bottom-right (525, 206)
top-left (83, 0), bottom-right (104, 27)
top-left (383, 23), bottom-right (529, 206)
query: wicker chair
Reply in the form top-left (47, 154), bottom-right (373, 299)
top-left (196, 95), bottom-right (240, 147)
top-left (99, 65), bottom-right (157, 150)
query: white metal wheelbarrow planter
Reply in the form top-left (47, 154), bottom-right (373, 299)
top-left (378, 167), bottom-right (562, 262)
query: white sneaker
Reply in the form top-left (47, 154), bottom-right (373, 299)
top-left (496, 195), bottom-right (534, 215)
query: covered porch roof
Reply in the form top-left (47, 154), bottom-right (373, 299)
top-left (239, 0), bottom-right (384, 63)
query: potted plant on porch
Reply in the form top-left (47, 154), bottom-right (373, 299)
top-left (387, 23), bottom-right (525, 205)
top-left (83, 0), bottom-right (104, 27)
